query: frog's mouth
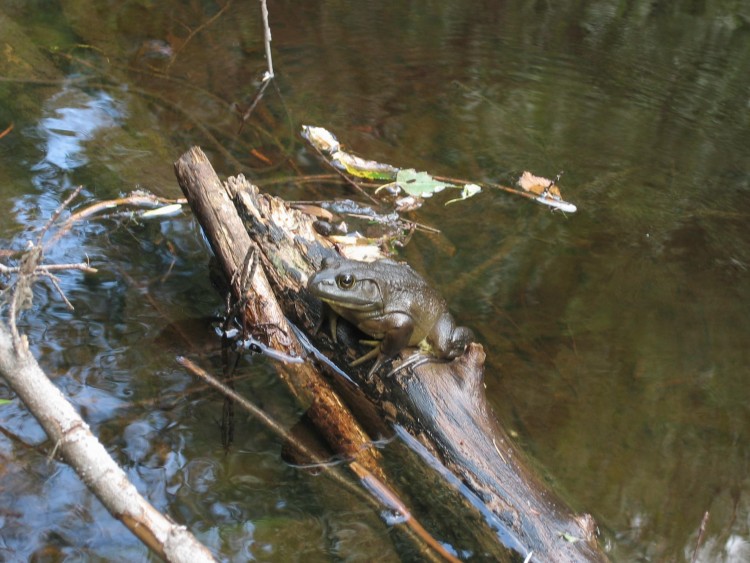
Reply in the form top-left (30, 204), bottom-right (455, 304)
top-left (323, 297), bottom-right (379, 313)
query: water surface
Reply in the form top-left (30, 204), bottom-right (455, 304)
top-left (1, 1), bottom-right (749, 560)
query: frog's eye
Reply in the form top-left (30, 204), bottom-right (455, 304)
top-left (336, 273), bottom-right (355, 289)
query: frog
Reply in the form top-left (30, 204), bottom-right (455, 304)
top-left (307, 257), bottom-right (473, 378)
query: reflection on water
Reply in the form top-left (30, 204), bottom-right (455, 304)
top-left (1, 0), bottom-right (749, 560)
top-left (36, 86), bottom-right (123, 171)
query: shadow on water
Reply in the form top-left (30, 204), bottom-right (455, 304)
top-left (1, 0), bottom-right (749, 560)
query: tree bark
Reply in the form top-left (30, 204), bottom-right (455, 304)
top-left (174, 146), bottom-right (608, 562)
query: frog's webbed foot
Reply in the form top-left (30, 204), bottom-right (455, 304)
top-left (445, 326), bottom-right (474, 359)
top-left (354, 349), bottom-right (433, 381)
top-left (385, 352), bottom-right (432, 378)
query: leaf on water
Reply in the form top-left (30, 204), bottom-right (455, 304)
top-left (517, 171), bottom-right (577, 213)
top-left (397, 169), bottom-right (454, 198)
top-left (301, 125), bottom-right (398, 179)
top-left (0, 399), bottom-right (12, 406)
top-left (394, 196), bottom-right (423, 212)
top-left (330, 151), bottom-right (399, 180)
top-left (327, 236), bottom-right (385, 261)
top-left (301, 125), bottom-right (340, 154)
top-left (291, 204), bottom-right (334, 221)
top-left (140, 203), bottom-right (183, 219)
top-left (301, 126), bottom-right (577, 213)
top-left (518, 171), bottom-right (561, 197)
top-left (445, 183), bottom-right (482, 206)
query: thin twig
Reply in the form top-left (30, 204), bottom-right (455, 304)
top-left (38, 185), bottom-right (84, 245)
top-left (39, 272), bottom-right (75, 310)
top-left (232, 0), bottom-right (276, 132)
top-left (47, 193), bottom-right (185, 247)
top-left (348, 460), bottom-right (460, 563)
top-left (237, 79), bottom-right (271, 133)
top-left (178, 357), bottom-right (356, 471)
top-left (691, 511), bottom-right (710, 563)
top-left (434, 174), bottom-right (542, 203)
top-left (0, 262), bottom-right (97, 275)
top-left (165, 0), bottom-right (234, 73)
top-left (177, 357), bottom-right (456, 563)
top-left (256, 173), bottom-right (344, 187)
top-left (259, 0), bottom-right (274, 79)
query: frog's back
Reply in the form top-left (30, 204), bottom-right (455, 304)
top-left (376, 261), bottom-right (447, 343)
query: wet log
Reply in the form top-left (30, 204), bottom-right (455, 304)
top-left (174, 147), bottom-right (608, 562)
top-left (172, 147), bottom-right (384, 477)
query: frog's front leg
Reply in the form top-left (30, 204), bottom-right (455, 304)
top-left (312, 303), bottom-right (339, 342)
top-left (359, 313), bottom-right (414, 379)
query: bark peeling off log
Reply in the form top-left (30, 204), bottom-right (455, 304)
top-left (175, 147), bottom-right (609, 562)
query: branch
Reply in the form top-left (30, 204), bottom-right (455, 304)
top-left (260, 0), bottom-right (274, 80)
top-left (0, 188), bottom-right (216, 559)
top-left (46, 191), bottom-right (186, 248)
top-left (0, 325), bottom-right (216, 561)
top-left (0, 262), bottom-right (97, 275)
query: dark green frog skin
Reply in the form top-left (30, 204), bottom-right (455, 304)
top-left (307, 257), bottom-right (473, 376)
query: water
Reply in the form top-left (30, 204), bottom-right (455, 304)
top-left (1, 0), bottom-right (749, 560)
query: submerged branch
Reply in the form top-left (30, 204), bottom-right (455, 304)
top-left (178, 355), bottom-right (458, 563)
top-left (165, 0), bottom-right (234, 73)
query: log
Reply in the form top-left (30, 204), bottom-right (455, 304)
top-left (174, 147), bottom-right (608, 562)
top-left (173, 147), bottom-right (384, 476)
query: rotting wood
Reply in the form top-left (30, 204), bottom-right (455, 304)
top-left (174, 146), bottom-right (609, 562)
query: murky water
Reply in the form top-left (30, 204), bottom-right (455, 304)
top-left (1, 0), bottom-right (749, 560)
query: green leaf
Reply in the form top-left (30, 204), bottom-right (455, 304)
top-left (558, 531), bottom-right (582, 543)
top-left (397, 169), bottom-right (453, 198)
top-left (0, 399), bottom-right (12, 406)
top-left (445, 183), bottom-right (482, 205)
